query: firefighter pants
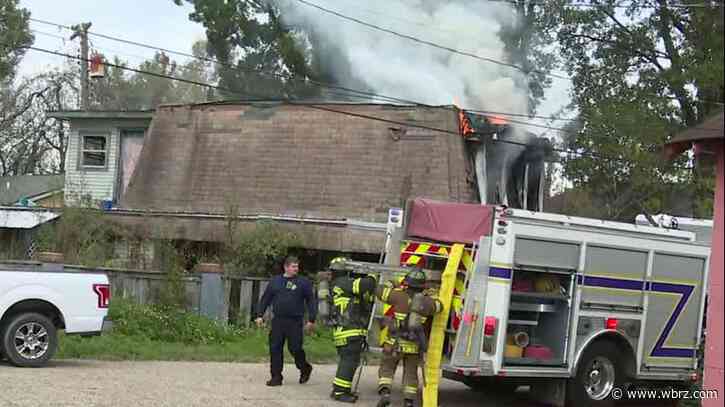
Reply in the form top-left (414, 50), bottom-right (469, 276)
top-left (378, 351), bottom-right (420, 399)
top-left (269, 317), bottom-right (311, 379)
top-left (333, 336), bottom-right (364, 394)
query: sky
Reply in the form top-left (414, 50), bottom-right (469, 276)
top-left (19, 0), bottom-right (206, 77)
top-left (17, 0), bottom-right (570, 123)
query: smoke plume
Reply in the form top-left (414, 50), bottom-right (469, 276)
top-left (275, 0), bottom-right (529, 115)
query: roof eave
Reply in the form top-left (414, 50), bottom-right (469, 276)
top-left (47, 110), bottom-right (155, 120)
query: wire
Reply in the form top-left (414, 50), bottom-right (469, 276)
top-left (26, 45), bottom-right (698, 171)
top-left (293, 0), bottom-right (571, 80)
top-left (484, 0), bottom-right (723, 9)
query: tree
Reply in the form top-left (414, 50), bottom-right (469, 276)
top-left (499, 0), bottom-right (560, 114)
top-left (555, 0), bottom-right (723, 220)
top-left (90, 43), bottom-right (216, 110)
top-left (0, 68), bottom-right (76, 175)
top-left (0, 0), bottom-right (33, 83)
top-left (173, 0), bottom-right (318, 99)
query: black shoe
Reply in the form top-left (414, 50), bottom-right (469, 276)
top-left (330, 391), bottom-right (358, 403)
top-left (266, 376), bottom-right (283, 386)
top-left (299, 365), bottom-right (312, 384)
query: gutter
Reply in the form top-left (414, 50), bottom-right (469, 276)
top-left (0, 206), bottom-right (387, 233)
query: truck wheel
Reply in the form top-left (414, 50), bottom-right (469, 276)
top-left (1, 313), bottom-right (58, 367)
top-left (567, 340), bottom-right (623, 407)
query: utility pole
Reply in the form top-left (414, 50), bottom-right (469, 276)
top-left (70, 22), bottom-right (92, 110)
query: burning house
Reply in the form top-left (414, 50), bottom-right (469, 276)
top-left (50, 101), bottom-right (552, 268)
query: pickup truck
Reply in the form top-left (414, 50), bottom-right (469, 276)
top-left (0, 266), bottom-right (111, 367)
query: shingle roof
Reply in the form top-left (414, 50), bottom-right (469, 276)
top-left (121, 102), bottom-right (476, 222)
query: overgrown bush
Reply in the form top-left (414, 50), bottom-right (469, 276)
top-left (35, 206), bottom-right (126, 267)
top-left (109, 297), bottom-right (243, 345)
top-left (225, 220), bottom-right (300, 276)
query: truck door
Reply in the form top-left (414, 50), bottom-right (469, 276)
top-left (642, 253), bottom-right (707, 371)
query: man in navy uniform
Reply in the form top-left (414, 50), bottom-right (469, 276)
top-left (256, 255), bottom-right (316, 386)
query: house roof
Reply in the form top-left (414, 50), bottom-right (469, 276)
top-left (0, 175), bottom-right (64, 206)
top-left (120, 102), bottom-right (476, 250)
top-left (0, 207), bottom-right (59, 229)
top-left (665, 110), bottom-right (724, 159)
top-left (47, 110), bottom-right (154, 120)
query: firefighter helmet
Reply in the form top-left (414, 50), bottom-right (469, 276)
top-left (403, 269), bottom-right (426, 290)
top-left (329, 257), bottom-right (351, 274)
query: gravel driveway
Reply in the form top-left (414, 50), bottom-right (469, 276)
top-left (0, 360), bottom-right (537, 407)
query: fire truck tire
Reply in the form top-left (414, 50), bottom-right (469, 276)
top-left (567, 340), bottom-right (623, 407)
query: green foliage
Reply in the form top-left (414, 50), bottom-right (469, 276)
top-left (225, 220), bottom-right (301, 276)
top-left (553, 1), bottom-right (722, 220)
top-left (91, 44), bottom-right (216, 110)
top-left (58, 298), bottom-right (338, 362)
top-left (0, 0), bottom-right (33, 83)
top-left (35, 206), bottom-right (124, 267)
top-left (154, 240), bottom-right (188, 309)
top-left (109, 297), bottom-right (242, 345)
top-left (173, 0), bottom-right (321, 99)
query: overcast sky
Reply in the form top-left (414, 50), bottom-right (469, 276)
top-left (19, 0), bottom-right (206, 77)
top-left (18, 0), bottom-right (570, 123)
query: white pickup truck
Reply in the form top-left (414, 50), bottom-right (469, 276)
top-left (0, 266), bottom-right (111, 367)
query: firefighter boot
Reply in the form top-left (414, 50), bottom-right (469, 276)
top-left (330, 389), bottom-right (358, 403)
top-left (376, 388), bottom-right (391, 407)
top-left (403, 399), bottom-right (415, 407)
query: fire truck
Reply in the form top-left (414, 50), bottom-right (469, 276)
top-left (342, 198), bottom-right (710, 407)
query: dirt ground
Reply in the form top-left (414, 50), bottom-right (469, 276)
top-left (0, 360), bottom-right (537, 407)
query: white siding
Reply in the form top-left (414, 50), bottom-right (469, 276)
top-left (64, 119), bottom-right (149, 206)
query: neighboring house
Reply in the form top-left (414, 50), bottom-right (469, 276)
top-left (0, 174), bottom-right (65, 208)
top-left (664, 110), bottom-right (724, 407)
top-left (47, 110), bottom-right (153, 206)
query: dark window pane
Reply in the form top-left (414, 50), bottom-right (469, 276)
top-left (83, 136), bottom-right (106, 151)
top-left (83, 151), bottom-right (106, 166)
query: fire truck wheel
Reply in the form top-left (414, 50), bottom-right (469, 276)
top-left (567, 340), bottom-right (623, 407)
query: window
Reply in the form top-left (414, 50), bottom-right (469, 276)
top-left (81, 134), bottom-right (108, 167)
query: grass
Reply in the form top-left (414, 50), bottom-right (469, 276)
top-left (57, 329), bottom-right (338, 363)
top-left (56, 298), bottom-right (338, 363)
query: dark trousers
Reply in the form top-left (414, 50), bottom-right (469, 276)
top-left (269, 317), bottom-right (310, 379)
top-left (333, 337), bottom-right (364, 393)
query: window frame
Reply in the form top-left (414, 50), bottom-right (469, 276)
top-left (78, 131), bottom-right (110, 170)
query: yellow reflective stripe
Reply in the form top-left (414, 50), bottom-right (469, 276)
top-left (333, 297), bottom-right (350, 306)
top-left (404, 385), bottom-right (418, 394)
top-left (332, 286), bottom-right (344, 295)
top-left (400, 342), bottom-right (418, 353)
top-left (334, 378), bottom-right (353, 388)
top-left (378, 377), bottom-right (393, 385)
top-left (382, 287), bottom-right (392, 302)
top-left (334, 329), bottom-right (366, 339)
top-left (352, 278), bottom-right (361, 294)
top-left (394, 312), bottom-right (407, 320)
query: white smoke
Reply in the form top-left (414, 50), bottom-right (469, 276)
top-left (275, 0), bottom-right (529, 115)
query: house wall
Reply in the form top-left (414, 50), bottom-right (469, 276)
top-left (64, 119), bottom-right (149, 206)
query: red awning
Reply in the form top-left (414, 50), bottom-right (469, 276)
top-left (406, 198), bottom-right (494, 244)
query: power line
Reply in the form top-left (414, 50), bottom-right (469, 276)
top-left (29, 17), bottom-right (420, 107)
top-left (485, 0), bottom-right (723, 9)
top-left (26, 45), bottom-right (698, 171)
top-left (293, 0), bottom-right (571, 80)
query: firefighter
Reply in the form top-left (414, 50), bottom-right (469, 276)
top-left (324, 257), bottom-right (377, 403)
top-left (376, 268), bottom-right (442, 407)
